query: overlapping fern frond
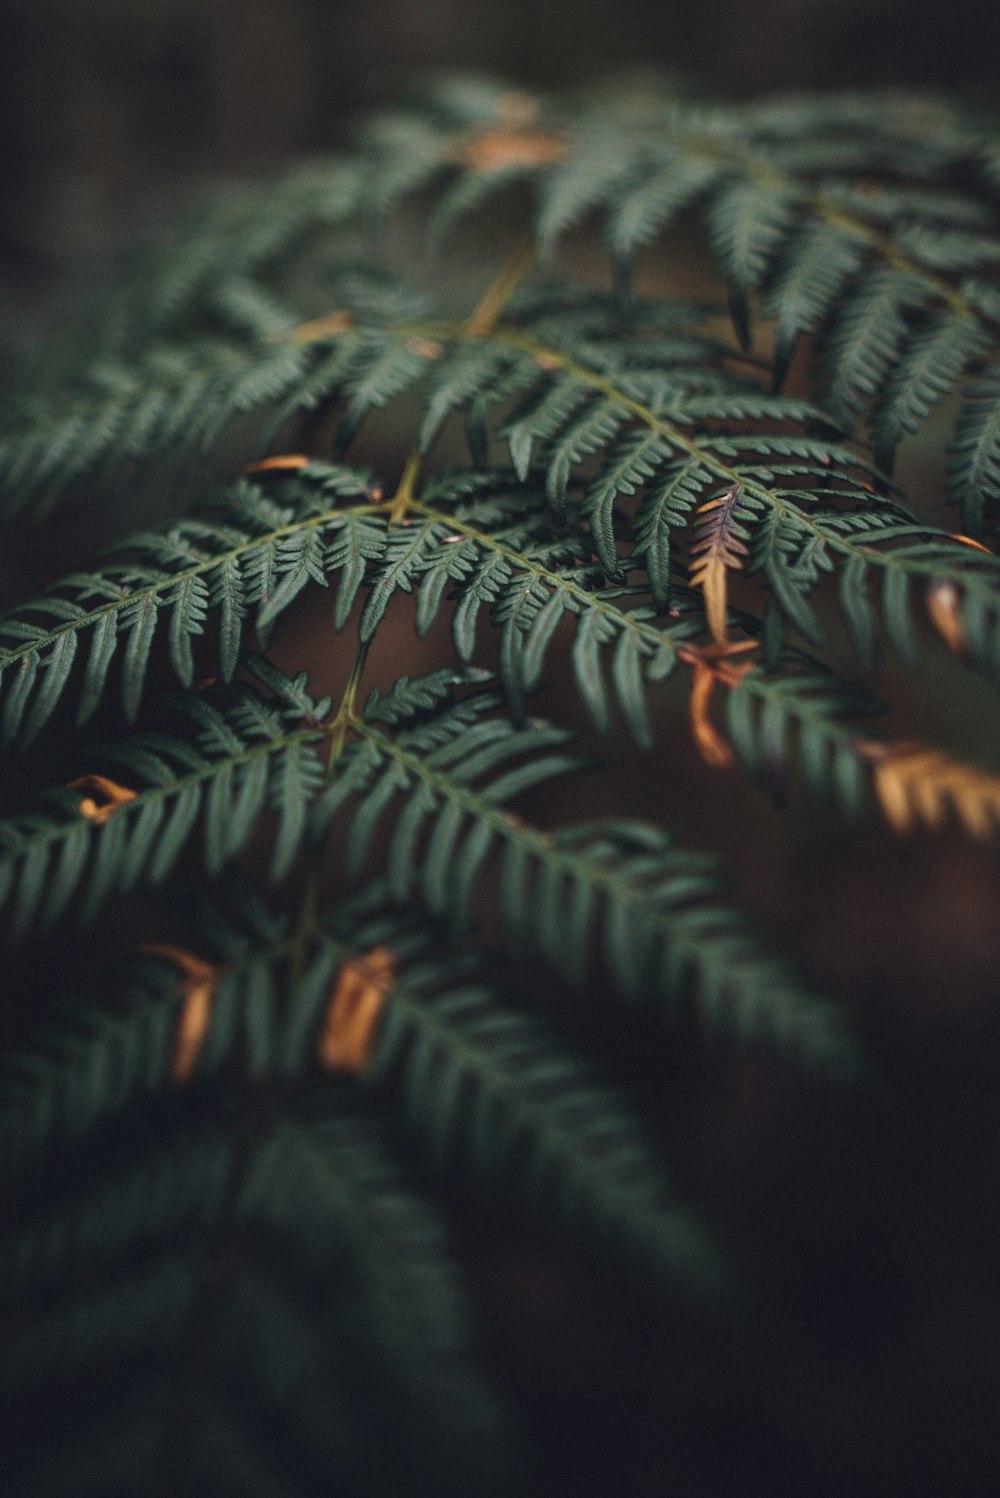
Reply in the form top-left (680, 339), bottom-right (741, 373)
top-left (13, 276), bottom-right (1000, 700)
top-left (2, 887), bottom-right (721, 1289)
top-left (1, 1094), bottom-right (518, 1498)
top-left (0, 662), bottom-right (859, 1074)
top-left (0, 881), bottom-right (740, 1492)
top-left (3, 75), bottom-right (1000, 1498)
top-left (355, 79), bottom-right (1000, 530)
top-left (10, 80), bottom-right (1000, 531)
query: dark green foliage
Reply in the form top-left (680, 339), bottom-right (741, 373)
top-left (1, 75), bottom-right (999, 1497)
top-left (0, 468), bottom-right (379, 744)
top-left (0, 886), bottom-right (727, 1494)
top-left (347, 80), bottom-right (1000, 529)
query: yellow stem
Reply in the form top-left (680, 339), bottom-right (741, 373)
top-left (464, 233), bottom-right (537, 336)
top-left (287, 637), bottom-right (371, 991)
top-left (389, 452), bottom-right (423, 525)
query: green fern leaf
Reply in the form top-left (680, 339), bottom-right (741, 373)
top-left (0, 1096), bottom-right (517, 1496)
top-left (606, 154), bottom-right (725, 263)
top-left (0, 668), bottom-right (337, 932)
top-left (816, 269), bottom-right (930, 431)
top-left (707, 179), bottom-right (796, 348)
top-left (0, 469), bottom-right (380, 745)
top-left (948, 372), bottom-right (1000, 535)
top-left (871, 314), bottom-right (989, 471)
top-left (763, 221), bottom-right (866, 389)
top-left (312, 675), bottom-right (863, 1075)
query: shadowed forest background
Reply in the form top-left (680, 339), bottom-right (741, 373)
top-left (2, 0), bottom-right (998, 307)
top-left (3, 2), bottom-right (1000, 1495)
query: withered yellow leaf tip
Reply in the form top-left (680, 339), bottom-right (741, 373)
top-left (69, 774), bottom-right (138, 825)
top-left (139, 944), bottom-right (224, 1084)
top-left (318, 947), bottom-right (394, 1075)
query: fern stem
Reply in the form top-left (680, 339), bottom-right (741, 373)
top-left (389, 452), bottom-right (423, 525)
top-left (464, 233), bottom-right (538, 337)
top-left (287, 637), bottom-right (371, 992)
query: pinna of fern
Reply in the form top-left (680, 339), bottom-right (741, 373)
top-left (358, 78), bottom-right (1000, 530)
top-left (0, 879), bottom-right (736, 1495)
top-left (0, 660), bottom-right (861, 1078)
top-left (2, 439), bottom-right (999, 878)
top-left (6, 80), bottom-right (1000, 531)
top-left (0, 884), bottom-right (722, 1297)
top-left (8, 273), bottom-right (1000, 721)
top-left (3, 75), bottom-right (1000, 1498)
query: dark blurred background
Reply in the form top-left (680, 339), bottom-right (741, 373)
top-left (2, 0), bottom-right (998, 310)
top-left (4, 5), bottom-right (1000, 1494)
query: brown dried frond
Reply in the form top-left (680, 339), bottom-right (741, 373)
top-left (317, 947), bottom-right (394, 1074)
top-left (949, 532), bottom-right (993, 554)
top-left (406, 336), bottom-right (444, 360)
top-left (69, 774), bottom-right (138, 825)
top-left (926, 581), bottom-right (968, 658)
top-left (286, 310), bottom-right (355, 345)
top-left (689, 485), bottom-right (750, 646)
top-left (452, 128), bottom-right (568, 175)
top-left (865, 741), bottom-right (1000, 839)
top-left (139, 944), bottom-right (224, 1084)
top-left (677, 640), bottom-right (757, 770)
top-left (244, 454), bottom-right (310, 474)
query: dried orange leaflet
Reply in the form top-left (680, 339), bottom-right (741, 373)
top-left (689, 485), bottom-right (749, 647)
top-left (317, 947), bottom-right (395, 1075)
top-left (69, 774), bottom-right (138, 825)
top-left (677, 641), bottom-right (757, 771)
top-left (244, 454), bottom-right (310, 474)
top-left (139, 944), bottom-right (224, 1084)
top-left (453, 128), bottom-right (568, 174)
top-left (286, 309), bottom-right (354, 344)
top-left (926, 581), bottom-right (967, 658)
top-left (863, 740), bottom-right (1000, 840)
top-left (949, 532), bottom-right (993, 554)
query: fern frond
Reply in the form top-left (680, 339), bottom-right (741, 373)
top-left (25, 267), bottom-right (1000, 690)
top-left (360, 83), bottom-right (1000, 515)
top-left (354, 473), bottom-right (703, 745)
top-left (0, 664), bottom-right (333, 936)
top-left (815, 269), bottom-right (929, 432)
top-left (763, 221), bottom-right (866, 389)
top-left (871, 314), bottom-right (990, 472)
top-left (8, 82), bottom-right (998, 530)
top-left (0, 467), bottom-right (382, 745)
top-left (308, 471), bottom-right (1000, 816)
top-left (0, 884), bottom-right (727, 1431)
top-left (426, 307), bottom-right (1000, 682)
top-left (312, 291), bottom-right (1000, 687)
top-left (867, 741), bottom-right (1000, 838)
top-left (6, 77), bottom-right (1000, 1498)
top-left (707, 179), bottom-right (796, 349)
top-left (0, 1100), bottom-right (517, 1496)
top-left (948, 371), bottom-right (1000, 536)
top-left (369, 955), bottom-right (721, 1290)
top-left (114, 159), bottom-right (364, 344)
top-left (0, 335), bottom-right (309, 516)
top-left (606, 154), bottom-right (725, 262)
top-left (311, 675), bottom-right (863, 1075)
top-left (0, 273), bottom-right (420, 517)
top-left (632, 455), bottom-right (713, 604)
